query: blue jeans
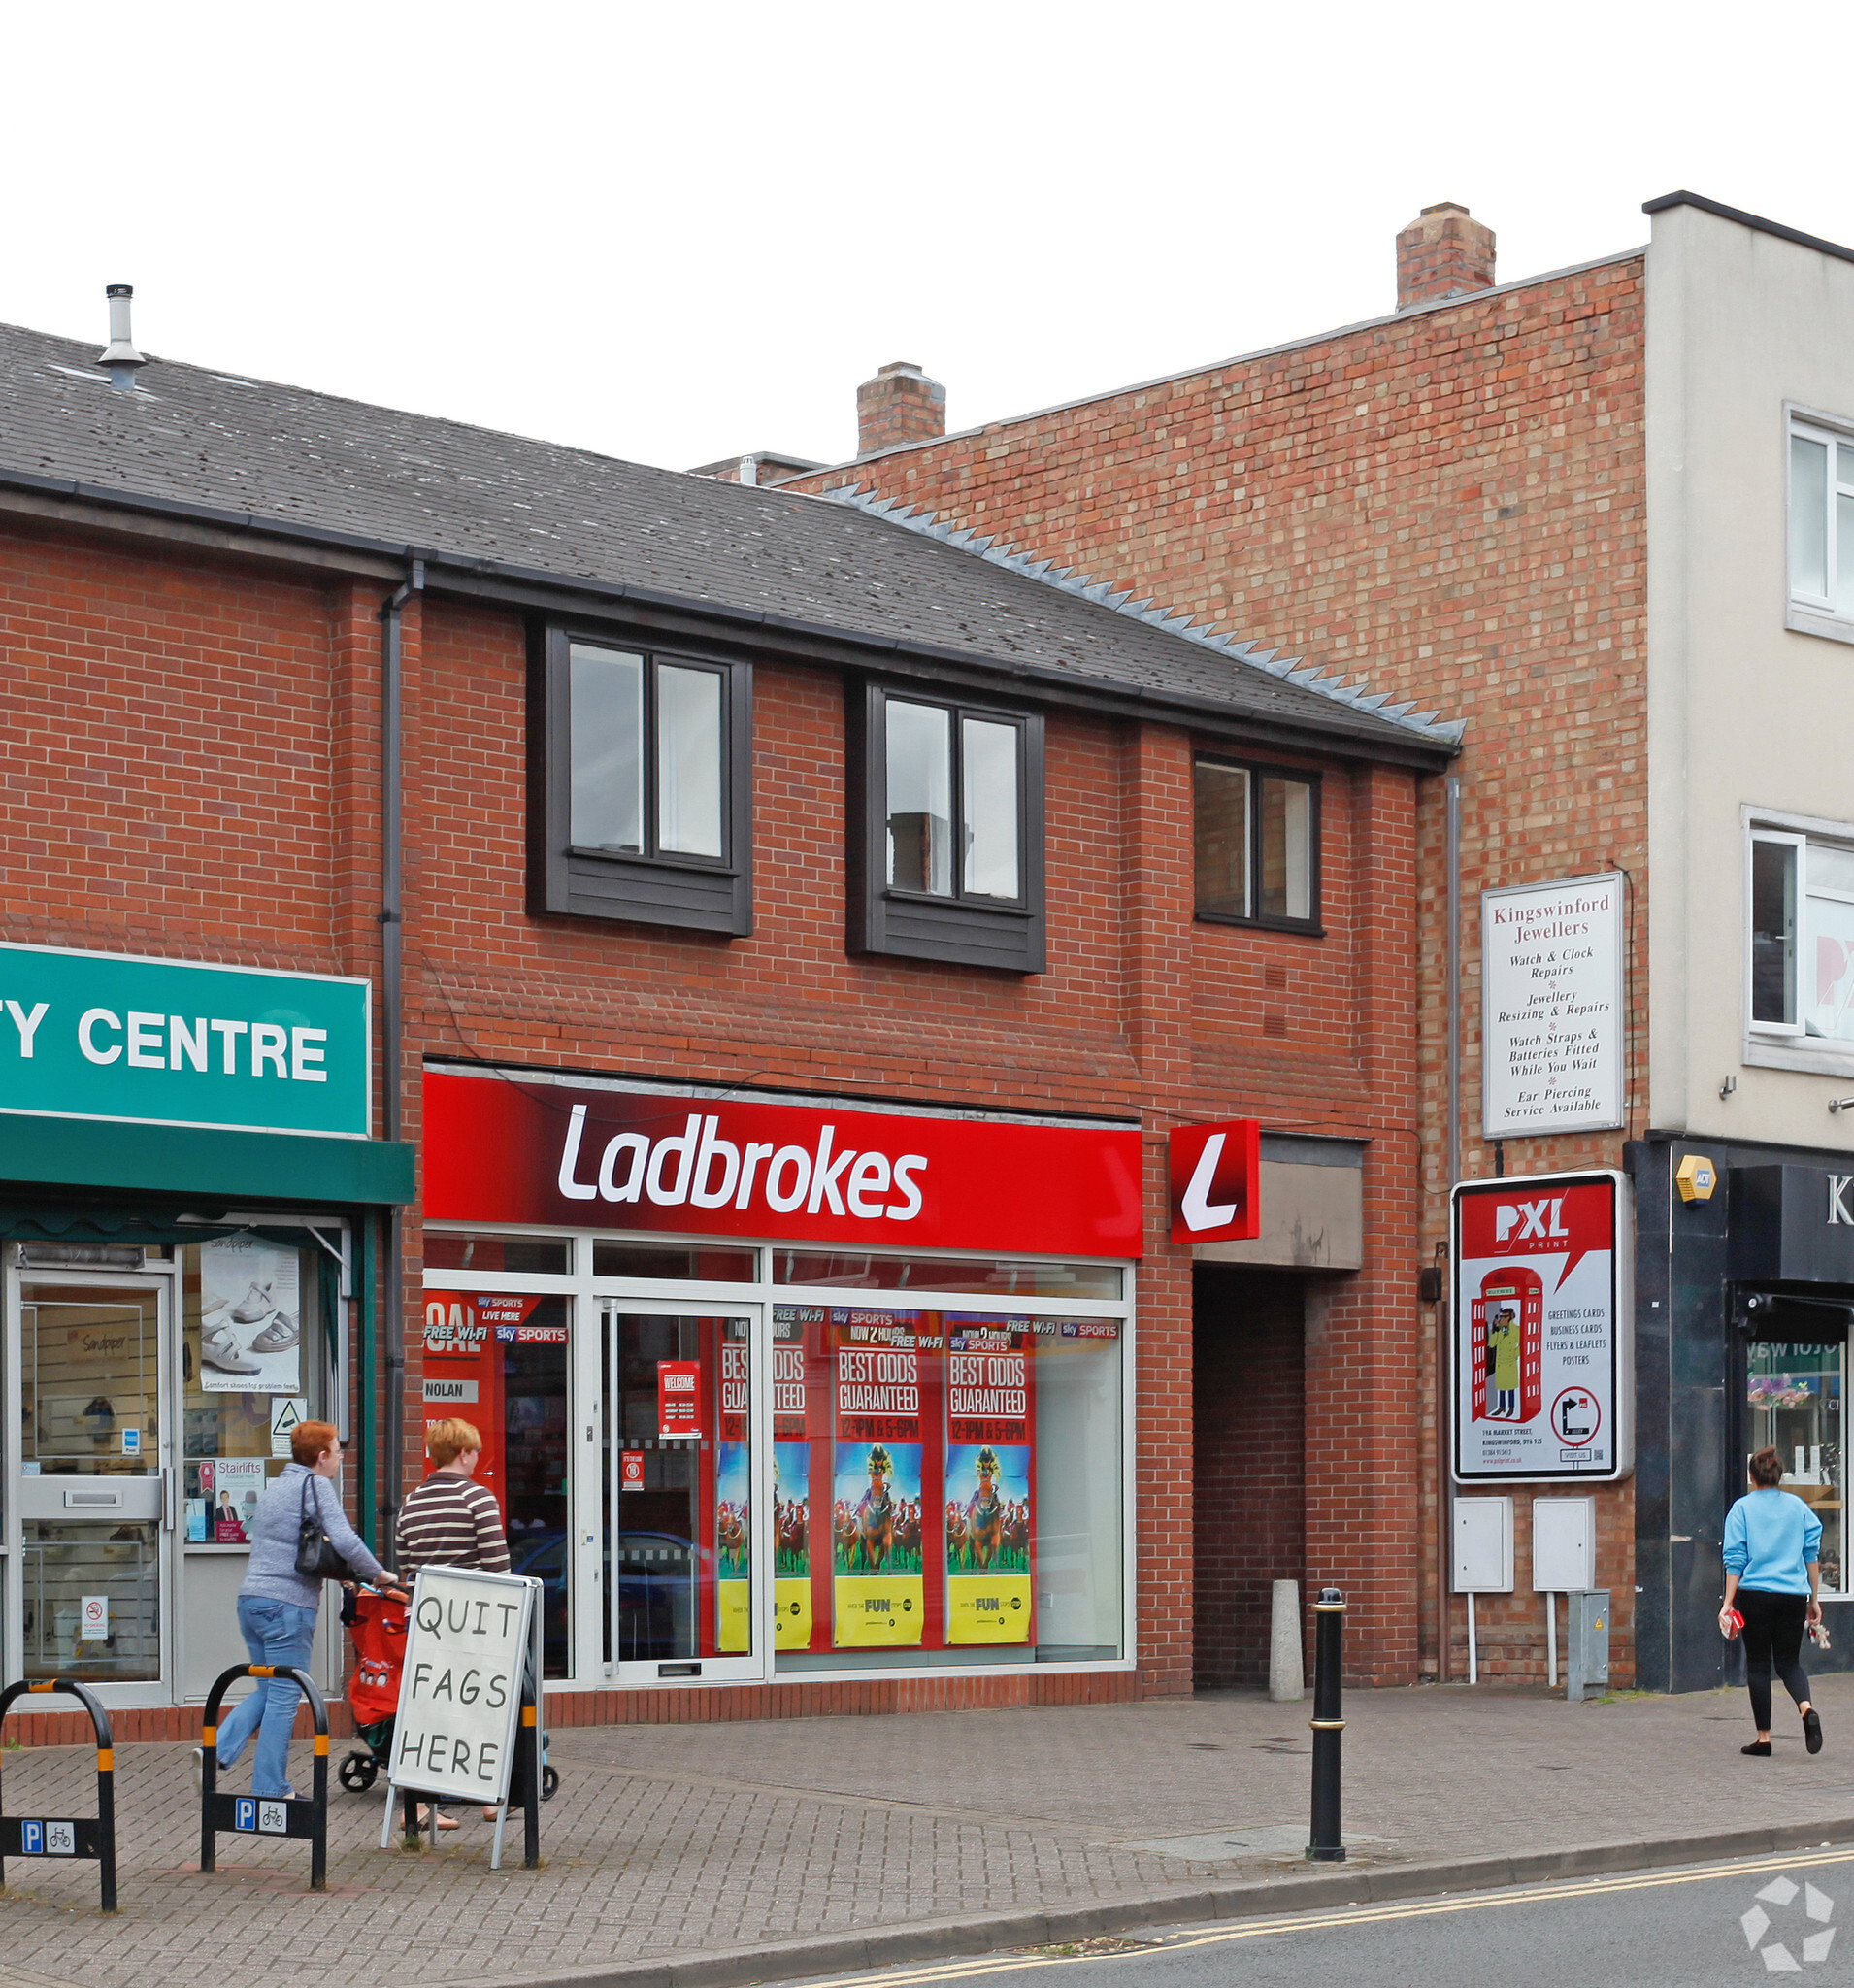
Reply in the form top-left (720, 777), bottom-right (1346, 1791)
top-left (214, 1596), bottom-right (318, 1797)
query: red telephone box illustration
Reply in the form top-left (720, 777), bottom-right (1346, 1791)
top-left (1470, 1268), bottom-right (1543, 1425)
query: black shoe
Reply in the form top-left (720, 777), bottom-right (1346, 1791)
top-left (1742, 1740), bottom-right (1773, 1756)
top-left (1804, 1708), bottom-right (1824, 1754)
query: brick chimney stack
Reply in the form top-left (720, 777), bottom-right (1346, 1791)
top-left (1395, 202), bottom-right (1497, 310)
top-left (856, 361), bottom-right (945, 456)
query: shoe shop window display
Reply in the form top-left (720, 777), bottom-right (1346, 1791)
top-left (182, 1238), bottom-right (314, 1546)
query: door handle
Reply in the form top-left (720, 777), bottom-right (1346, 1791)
top-left (162, 1467), bottom-right (178, 1530)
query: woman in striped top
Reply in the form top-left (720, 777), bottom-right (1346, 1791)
top-left (395, 1418), bottom-right (513, 1827)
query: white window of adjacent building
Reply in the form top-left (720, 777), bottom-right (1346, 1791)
top-left (1749, 826), bottom-right (1854, 1041)
top-left (1789, 416), bottom-right (1854, 621)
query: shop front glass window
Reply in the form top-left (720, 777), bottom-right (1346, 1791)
top-left (1748, 1342), bottom-right (1845, 1591)
top-left (182, 1239), bottom-right (319, 1533)
top-left (769, 1305), bottom-right (1123, 1670)
top-left (603, 1313), bottom-right (753, 1669)
top-left (422, 1291), bottom-right (573, 1675)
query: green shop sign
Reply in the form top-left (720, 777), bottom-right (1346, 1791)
top-left (0, 942), bottom-right (371, 1140)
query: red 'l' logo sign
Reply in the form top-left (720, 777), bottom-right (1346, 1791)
top-left (1168, 1121), bottom-right (1261, 1243)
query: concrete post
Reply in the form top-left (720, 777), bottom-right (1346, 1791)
top-left (1270, 1579), bottom-right (1305, 1702)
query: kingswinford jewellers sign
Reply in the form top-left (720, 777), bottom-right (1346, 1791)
top-left (0, 942), bottom-right (370, 1139)
top-left (422, 1070), bottom-right (1144, 1257)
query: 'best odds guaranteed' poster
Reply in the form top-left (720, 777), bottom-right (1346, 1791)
top-left (1452, 1172), bottom-right (1632, 1483)
top-left (716, 1331), bottom-right (751, 1653)
top-left (772, 1315), bottom-right (812, 1650)
top-left (944, 1319), bottom-right (1034, 1644)
top-left (832, 1314), bottom-right (925, 1646)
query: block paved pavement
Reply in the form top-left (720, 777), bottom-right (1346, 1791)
top-left (0, 1675), bottom-right (1851, 1988)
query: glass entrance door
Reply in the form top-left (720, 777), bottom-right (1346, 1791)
top-left (15, 1278), bottom-right (172, 1692)
top-left (604, 1307), bottom-right (762, 1682)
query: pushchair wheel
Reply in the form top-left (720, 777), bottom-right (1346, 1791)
top-left (542, 1764), bottom-right (559, 1803)
top-left (339, 1750), bottom-right (380, 1793)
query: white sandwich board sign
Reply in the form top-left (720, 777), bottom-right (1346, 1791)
top-left (381, 1566), bottom-right (542, 1868)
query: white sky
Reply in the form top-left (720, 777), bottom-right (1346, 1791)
top-left (7, 0), bottom-right (1850, 475)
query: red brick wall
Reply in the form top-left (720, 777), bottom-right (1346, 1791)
top-left (779, 256), bottom-right (1648, 1683)
top-left (1192, 1270), bottom-right (1305, 1689)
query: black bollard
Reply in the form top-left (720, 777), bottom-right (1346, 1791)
top-left (1307, 1586), bottom-right (1346, 1863)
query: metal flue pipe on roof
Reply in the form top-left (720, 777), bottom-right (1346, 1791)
top-left (97, 284), bottom-right (145, 389)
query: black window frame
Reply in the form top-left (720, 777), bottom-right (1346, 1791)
top-left (529, 622), bottom-right (753, 937)
top-left (847, 680), bottom-right (1046, 975)
top-left (1191, 753), bottom-right (1323, 935)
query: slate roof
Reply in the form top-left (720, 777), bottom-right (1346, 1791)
top-left (0, 322), bottom-right (1457, 758)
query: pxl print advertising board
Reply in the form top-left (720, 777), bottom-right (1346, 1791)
top-left (1452, 1171), bottom-right (1632, 1483)
top-left (1480, 873), bottom-right (1625, 1137)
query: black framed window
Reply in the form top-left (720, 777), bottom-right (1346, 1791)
top-left (531, 626), bottom-right (752, 935)
top-left (1193, 756), bottom-right (1320, 931)
top-left (849, 683), bottom-right (1045, 973)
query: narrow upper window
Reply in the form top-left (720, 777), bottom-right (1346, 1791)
top-left (883, 699), bottom-right (1022, 902)
top-left (850, 684), bottom-right (1044, 973)
top-left (1749, 827), bottom-right (1854, 1040)
top-left (1194, 757), bottom-right (1320, 930)
top-left (1789, 417), bottom-right (1854, 619)
top-left (534, 629), bottom-right (751, 935)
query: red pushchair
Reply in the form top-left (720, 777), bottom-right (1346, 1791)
top-left (337, 1584), bottom-right (406, 1792)
top-left (337, 1583), bottom-right (558, 1801)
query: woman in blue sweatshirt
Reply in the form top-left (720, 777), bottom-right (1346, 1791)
top-left (1721, 1446), bottom-right (1825, 1757)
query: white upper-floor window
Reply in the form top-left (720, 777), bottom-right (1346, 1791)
top-left (1789, 416), bottom-right (1854, 620)
top-left (1749, 825), bottom-right (1854, 1040)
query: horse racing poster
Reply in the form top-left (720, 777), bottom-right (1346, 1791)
top-left (772, 1315), bottom-right (812, 1648)
top-left (831, 1313), bottom-right (926, 1646)
top-left (944, 1319), bottom-right (1035, 1643)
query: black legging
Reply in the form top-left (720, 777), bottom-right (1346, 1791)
top-left (1739, 1587), bottom-right (1811, 1731)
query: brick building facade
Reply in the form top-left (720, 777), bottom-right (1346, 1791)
top-left (766, 191), bottom-right (1854, 1695)
top-left (771, 207), bottom-right (1646, 1684)
top-left (0, 301), bottom-right (1448, 1737)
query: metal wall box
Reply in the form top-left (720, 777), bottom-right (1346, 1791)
top-left (1533, 1497), bottom-right (1597, 1592)
top-left (1567, 1588), bottom-right (1610, 1702)
top-left (1452, 1497), bottom-right (1514, 1592)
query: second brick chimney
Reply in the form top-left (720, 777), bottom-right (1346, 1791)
top-left (857, 361), bottom-right (945, 456)
top-left (1395, 202), bottom-right (1496, 311)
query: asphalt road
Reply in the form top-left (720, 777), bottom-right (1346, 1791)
top-left (796, 1847), bottom-right (1854, 1988)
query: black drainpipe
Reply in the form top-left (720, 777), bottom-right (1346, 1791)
top-left (379, 558), bottom-right (423, 1547)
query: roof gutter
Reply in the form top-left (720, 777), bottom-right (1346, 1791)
top-left (0, 465), bottom-right (1458, 769)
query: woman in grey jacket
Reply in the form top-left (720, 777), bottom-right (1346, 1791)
top-left (198, 1420), bottom-right (399, 1798)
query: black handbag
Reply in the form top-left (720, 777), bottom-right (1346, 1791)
top-left (294, 1472), bottom-right (354, 1581)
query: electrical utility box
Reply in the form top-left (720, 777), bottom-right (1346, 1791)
top-left (1567, 1589), bottom-right (1610, 1702)
top-left (1452, 1497), bottom-right (1515, 1592)
top-left (1533, 1497), bottom-right (1596, 1592)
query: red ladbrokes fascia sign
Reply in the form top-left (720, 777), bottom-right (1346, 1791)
top-left (422, 1072), bottom-right (1144, 1257)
